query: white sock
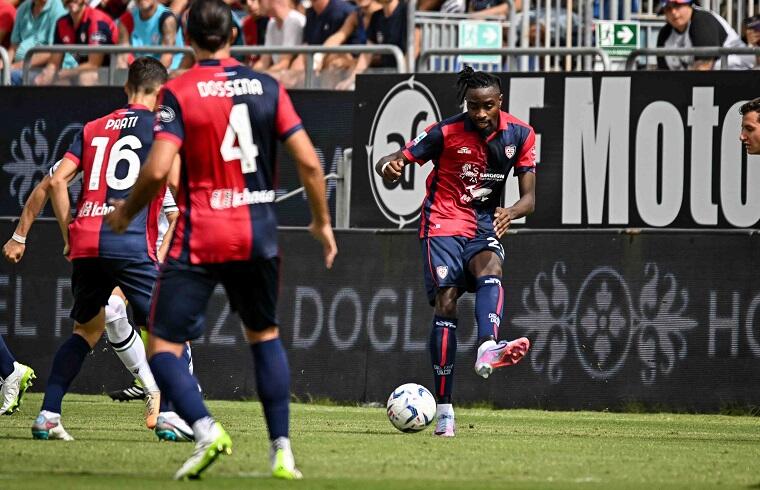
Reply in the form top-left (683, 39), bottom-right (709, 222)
top-left (477, 339), bottom-right (497, 359)
top-left (105, 296), bottom-right (158, 392)
top-left (436, 403), bottom-right (454, 418)
top-left (192, 416), bottom-right (216, 442)
top-left (40, 410), bottom-right (61, 421)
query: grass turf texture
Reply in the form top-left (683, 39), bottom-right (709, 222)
top-left (1, 394), bottom-right (759, 489)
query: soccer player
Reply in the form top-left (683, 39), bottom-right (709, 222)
top-left (374, 67), bottom-right (535, 437)
top-left (0, 336), bottom-right (35, 415)
top-left (740, 97), bottom-right (760, 155)
top-left (106, 0), bottom-right (337, 479)
top-left (31, 57), bottom-right (170, 441)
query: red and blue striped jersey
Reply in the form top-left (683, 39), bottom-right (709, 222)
top-left (54, 6), bottom-right (118, 64)
top-left (153, 58), bottom-right (303, 264)
top-left (64, 104), bottom-right (163, 261)
top-left (402, 111), bottom-right (536, 239)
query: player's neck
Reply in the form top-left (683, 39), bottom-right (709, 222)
top-left (194, 47), bottom-right (232, 61)
top-left (127, 94), bottom-right (156, 110)
top-left (70, 7), bottom-right (86, 26)
top-left (383, 0), bottom-right (398, 16)
top-left (139, 3), bottom-right (157, 20)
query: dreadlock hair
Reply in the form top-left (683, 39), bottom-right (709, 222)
top-left (456, 66), bottom-right (502, 104)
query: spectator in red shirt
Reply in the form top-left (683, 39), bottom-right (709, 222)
top-left (35, 0), bottom-right (118, 85)
top-left (241, 0), bottom-right (268, 65)
top-left (0, 0), bottom-right (15, 49)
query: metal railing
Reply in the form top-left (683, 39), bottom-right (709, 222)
top-left (418, 46), bottom-right (612, 71)
top-left (0, 46), bottom-right (9, 86)
top-left (625, 46), bottom-right (760, 70)
top-left (22, 44), bottom-right (407, 88)
top-left (274, 148), bottom-right (352, 229)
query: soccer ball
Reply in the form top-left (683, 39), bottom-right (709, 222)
top-left (386, 383), bottom-right (437, 433)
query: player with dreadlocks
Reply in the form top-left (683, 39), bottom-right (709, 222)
top-left (375, 66), bottom-right (536, 437)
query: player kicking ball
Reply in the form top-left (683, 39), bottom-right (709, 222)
top-left (31, 57), bottom-right (172, 441)
top-left (107, 0), bottom-right (337, 480)
top-left (375, 67), bottom-right (536, 437)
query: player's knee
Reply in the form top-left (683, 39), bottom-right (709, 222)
top-left (434, 290), bottom-right (458, 317)
top-left (73, 322), bottom-right (105, 348)
top-left (104, 294), bottom-right (128, 324)
top-left (245, 326), bottom-right (279, 344)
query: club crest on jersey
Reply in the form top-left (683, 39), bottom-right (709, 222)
top-left (157, 105), bottom-right (175, 123)
top-left (505, 144), bottom-right (516, 158)
top-left (436, 265), bottom-right (449, 279)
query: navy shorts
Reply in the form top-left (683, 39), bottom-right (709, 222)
top-left (420, 234), bottom-right (505, 306)
top-left (71, 258), bottom-right (158, 326)
top-left (150, 257), bottom-right (279, 343)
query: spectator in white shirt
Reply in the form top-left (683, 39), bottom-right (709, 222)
top-left (254, 0), bottom-right (305, 73)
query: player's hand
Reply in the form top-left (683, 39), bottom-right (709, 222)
top-left (379, 159), bottom-right (405, 183)
top-left (309, 221), bottom-right (338, 269)
top-left (2, 239), bottom-right (25, 263)
top-left (493, 207), bottom-right (513, 238)
top-left (62, 241), bottom-right (70, 261)
top-left (105, 199), bottom-right (130, 234)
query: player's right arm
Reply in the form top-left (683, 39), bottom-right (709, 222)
top-left (285, 130), bottom-right (338, 269)
top-left (49, 158), bottom-right (80, 257)
top-left (374, 150), bottom-right (412, 183)
top-left (375, 122), bottom-right (443, 182)
top-left (2, 175), bottom-right (53, 263)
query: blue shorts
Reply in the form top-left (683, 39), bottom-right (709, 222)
top-left (149, 257), bottom-right (279, 343)
top-left (420, 234), bottom-right (505, 306)
top-left (70, 258), bottom-right (158, 326)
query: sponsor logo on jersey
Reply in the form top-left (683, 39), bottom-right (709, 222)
top-left (457, 146), bottom-right (472, 154)
top-left (157, 105), bottom-right (175, 123)
top-left (91, 31), bottom-right (107, 44)
top-left (210, 188), bottom-right (275, 210)
top-left (436, 265), bottom-right (448, 279)
top-left (78, 200), bottom-right (115, 217)
top-left (367, 76), bottom-right (441, 228)
top-left (505, 144), bottom-right (516, 158)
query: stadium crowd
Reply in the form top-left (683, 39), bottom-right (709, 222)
top-left (0, 0), bottom-right (758, 86)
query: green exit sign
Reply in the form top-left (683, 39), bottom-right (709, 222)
top-left (458, 21), bottom-right (502, 64)
top-left (595, 21), bottom-right (640, 57)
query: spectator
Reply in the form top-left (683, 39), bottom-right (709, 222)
top-left (418, 0), bottom-right (464, 13)
top-left (656, 0), bottom-right (754, 70)
top-left (288, 0), bottom-right (364, 85)
top-left (741, 14), bottom-right (760, 68)
top-left (241, 0), bottom-right (268, 64)
top-left (469, 0), bottom-right (521, 18)
top-left (7, 0), bottom-right (70, 85)
top-left (0, 0), bottom-right (15, 49)
top-left (354, 0), bottom-right (380, 30)
top-left (95, 0), bottom-right (130, 19)
top-left (35, 0), bottom-right (118, 85)
top-left (118, 0), bottom-right (184, 70)
top-left (336, 0), bottom-right (418, 89)
top-left (253, 0), bottom-right (305, 73)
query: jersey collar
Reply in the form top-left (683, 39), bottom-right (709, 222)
top-left (196, 58), bottom-right (240, 67)
top-left (125, 103), bottom-right (151, 111)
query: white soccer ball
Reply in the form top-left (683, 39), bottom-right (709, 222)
top-left (386, 383), bottom-right (437, 433)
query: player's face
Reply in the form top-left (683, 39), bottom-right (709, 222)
top-left (465, 86), bottom-right (502, 136)
top-left (740, 112), bottom-right (760, 155)
top-left (664, 3), bottom-right (692, 32)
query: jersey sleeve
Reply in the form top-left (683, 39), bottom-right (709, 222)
top-left (162, 188), bottom-right (179, 213)
top-left (119, 11), bottom-right (134, 36)
top-left (401, 122), bottom-right (444, 164)
top-left (53, 19), bottom-right (64, 44)
top-left (64, 128), bottom-right (84, 167)
top-left (154, 87), bottom-right (184, 146)
top-left (688, 12), bottom-right (722, 58)
top-left (515, 126), bottom-right (536, 174)
top-left (92, 20), bottom-right (115, 45)
top-left (275, 83), bottom-right (304, 141)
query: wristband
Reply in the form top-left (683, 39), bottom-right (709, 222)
top-left (381, 161), bottom-right (391, 174)
top-left (11, 233), bottom-right (26, 244)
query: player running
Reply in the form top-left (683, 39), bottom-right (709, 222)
top-left (107, 0), bottom-right (337, 479)
top-left (375, 67), bottom-right (536, 437)
top-left (31, 57), bottom-right (171, 441)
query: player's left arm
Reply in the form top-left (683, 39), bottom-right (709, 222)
top-left (157, 210), bottom-right (178, 263)
top-left (494, 128), bottom-right (537, 238)
top-left (107, 139), bottom-right (178, 233)
top-left (159, 14), bottom-right (179, 69)
top-left (49, 158), bottom-right (81, 256)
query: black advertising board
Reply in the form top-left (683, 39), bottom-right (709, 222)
top-left (0, 87), bottom-right (353, 226)
top-left (352, 72), bottom-right (760, 229)
top-left (3, 221), bottom-right (760, 412)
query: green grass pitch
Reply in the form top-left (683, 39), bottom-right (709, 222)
top-left (1, 393), bottom-right (759, 489)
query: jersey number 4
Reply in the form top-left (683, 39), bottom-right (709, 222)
top-left (220, 103), bottom-right (258, 174)
top-left (88, 135), bottom-right (142, 191)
